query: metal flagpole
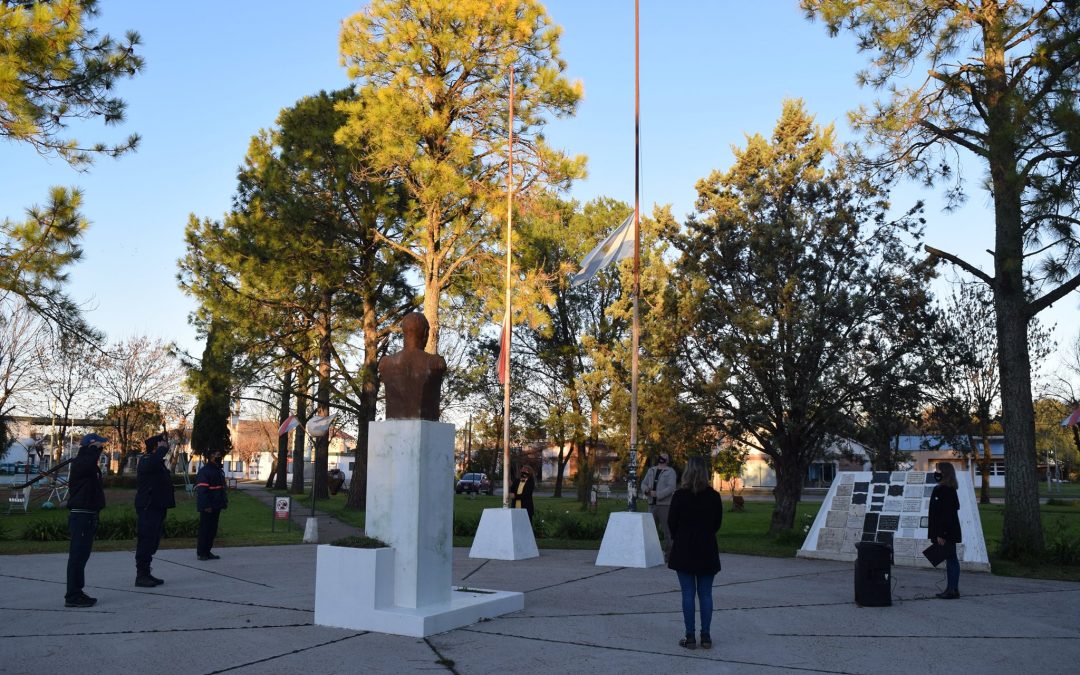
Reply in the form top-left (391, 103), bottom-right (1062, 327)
top-left (627, 0), bottom-right (641, 513)
top-left (502, 69), bottom-right (515, 509)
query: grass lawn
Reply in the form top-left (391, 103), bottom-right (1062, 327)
top-left (0, 488), bottom-right (301, 555)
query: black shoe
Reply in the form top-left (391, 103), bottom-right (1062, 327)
top-left (146, 574), bottom-right (164, 586)
top-left (198, 552), bottom-right (220, 561)
top-left (700, 632), bottom-right (712, 649)
top-left (65, 594), bottom-right (96, 608)
top-left (135, 575), bottom-right (158, 588)
top-left (679, 635), bottom-right (697, 650)
top-left (936, 590), bottom-right (960, 599)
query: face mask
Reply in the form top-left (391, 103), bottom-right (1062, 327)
top-left (933, 471), bottom-right (943, 482)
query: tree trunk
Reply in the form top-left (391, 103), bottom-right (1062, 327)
top-left (769, 452), bottom-right (804, 535)
top-left (422, 250), bottom-right (441, 354)
top-left (978, 428), bottom-right (993, 505)
top-left (553, 441), bottom-right (570, 498)
top-left (985, 13), bottom-right (1043, 558)
top-left (290, 378), bottom-right (308, 495)
top-left (273, 367), bottom-right (292, 490)
top-left (312, 295), bottom-right (333, 501)
top-left (346, 303), bottom-right (379, 511)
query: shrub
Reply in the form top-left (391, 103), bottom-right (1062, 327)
top-left (1046, 517), bottom-right (1080, 566)
top-left (453, 514), bottom-right (480, 536)
top-left (96, 512), bottom-right (138, 539)
top-left (1046, 498), bottom-right (1079, 507)
top-left (163, 515), bottom-right (200, 538)
top-left (540, 511), bottom-right (606, 540)
top-left (23, 517), bottom-right (69, 541)
top-left (331, 535), bottom-right (388, 548)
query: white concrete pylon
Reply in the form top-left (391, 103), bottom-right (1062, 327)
top-left (469, 507), bottom-right (539, 560)
top-left (302, 517), bottom-right (319, 543)
top-left (595, 511), bottom-right (664, 568)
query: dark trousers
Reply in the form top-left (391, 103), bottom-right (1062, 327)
top-left (198, 509), bottom-right (221, 556)
top-left (66, 512), bottom-right (99, 600)
top-left (676, 571), bottom-right (715, 637)
top-left (945, 542), bottom-right (960, 591)
top-left (135, 507), bottom-right (167, 571)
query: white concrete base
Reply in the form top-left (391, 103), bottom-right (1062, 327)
top-left (302, 517), bottom-right (319, 543)
top-left (469, 508), bottom-right (539, 560)
top-left (595, 512), bottom-right (665, 568)
top-left (314, 544), bottom-right (523, 637)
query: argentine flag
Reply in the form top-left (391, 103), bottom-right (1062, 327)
top-left (570, 212), bottom-right (636, 287)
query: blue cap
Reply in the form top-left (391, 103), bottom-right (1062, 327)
top-left (80, 433), bottom-right (109, 447)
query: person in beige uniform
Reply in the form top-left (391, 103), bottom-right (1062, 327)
top-left (641, 453), bottom-right (677, 559)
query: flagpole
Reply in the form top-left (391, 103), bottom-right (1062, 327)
top-left (628, 0), bottom-right (640, 513)
top-left (502, 69), bottom-right (514, 509)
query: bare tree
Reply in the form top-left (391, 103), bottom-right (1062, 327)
top-left (95, 336), bottom-right (185, 474)
top-left (35, 331), bottom-right (103, 461)
top-left (0, 298), bottom-right (45, 455)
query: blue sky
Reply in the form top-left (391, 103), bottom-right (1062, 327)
top-left (2, 0), bottom-right (1077, 375)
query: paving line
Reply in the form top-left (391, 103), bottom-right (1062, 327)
top-left (204, 632), bottom-right (367, 674)
top-left (455, 627), bottom-right (862, 674)
top-left (0, 622), bottom-right (313, 639)
top-left (424, 636), bottom-right (462, 675)
top-left (153, 556), bottom-right (275, 588)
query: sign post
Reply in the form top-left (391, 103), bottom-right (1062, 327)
top-left (273, 496), bottom-right (291, 532)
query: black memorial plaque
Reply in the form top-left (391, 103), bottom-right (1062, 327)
top-left (852, 493), bottom-right (867, 505)
top-left (872, 472), bottom-right (890, 483)
top-left (863, 513), bottom-right (879, 532)
top-left (878, 515), bottom-right (900, 531)
top-left (875, 531), bottom-right (894, 546)
top-left (855, 482), bottom-right (869, 493)
top-left (873, 484), bottom-right (887, 494)
top-left (888, 484), bottom-right (904, 496)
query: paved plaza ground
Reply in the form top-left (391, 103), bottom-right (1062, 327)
top-left (2, 541), bottom-right (1078, 674)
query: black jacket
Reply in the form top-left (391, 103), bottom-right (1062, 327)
top-left (928, 484), bottom-right (962, 543)
top-left (511, 475), bottom-right (535, 517)
top-left (66, 445), bottom-right (106, 512)
top-left (135, 447), bottom-right (176, 511)
top-left (196, 463), bottom-right (228, 512)
top-left (667, 487), bottom-right (724, 575)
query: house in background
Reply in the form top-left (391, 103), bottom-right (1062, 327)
top-left (895, 434), bottom-right (998, 487)
top-left (205, 419), bottom-right (356, 484)
top-left (733, 438), bottom-right (871, 491)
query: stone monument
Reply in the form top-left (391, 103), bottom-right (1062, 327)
top-left (314, 312), bottom-right (522, 637)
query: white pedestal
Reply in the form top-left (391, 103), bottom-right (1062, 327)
top-left (469, 507), bottom-right (539, 560)
top-left (314, 419), bottom-right (524, 637)
top-left (365, 420), bottom-right (455, 608)
top-left (302, 517), bottom-right (319, 543)
top-left (314, 544), bottom-right (523, 637)
top-left (595, 512), bottom-right (665, 568)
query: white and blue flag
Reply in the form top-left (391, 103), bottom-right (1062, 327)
top-left (570, 212), bottom-right (636, 287)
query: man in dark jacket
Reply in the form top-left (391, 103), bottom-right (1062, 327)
top-left (65, 434), bottom-right (108, 608)
top-left (195, 450), bottom-right (228, 560)
top-left (135, 433), bottom-right (176, 587)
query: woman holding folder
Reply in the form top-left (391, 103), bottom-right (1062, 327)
top-left (928, 462), bottom-right (962, 599)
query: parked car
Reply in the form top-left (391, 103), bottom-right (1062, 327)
top-left (455, 472), bottom-right (493, 495)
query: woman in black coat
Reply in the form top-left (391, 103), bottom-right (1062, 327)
top-left (928, 461), bottom-right (962, 599)
top-left (510, 466), bottom-right (535, 523)
top-left (667, 456), bottom-right (723, 650)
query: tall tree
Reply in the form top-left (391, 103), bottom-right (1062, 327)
top-left (180, 90), bottom-right (410, 500)
top-left (804, 0), bottom-right (1080, 557)
top-left (187, 317), bottom-right (235, 458)
top-left (35, 326), bottom-right (102, 461)
top-left (1, 0), bottom-right (142, 333)
top-left (337, 0), bottom-right (584, 354)
top-left (672, 100), bottom-right (935, 534)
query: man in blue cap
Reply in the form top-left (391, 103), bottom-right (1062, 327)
top-left (65, 434), bottom-right (108, 608)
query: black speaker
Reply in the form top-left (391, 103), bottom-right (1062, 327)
top-left (854, 541), bottom-right (892, 607)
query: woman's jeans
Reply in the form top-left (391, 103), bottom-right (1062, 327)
top-left (676, 571), bottom-right (715, 636)
top-left (945, 542), bottom-right (960, 591)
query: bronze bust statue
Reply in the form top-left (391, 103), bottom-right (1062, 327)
top-left (378, 312), bottom-right (447, 421)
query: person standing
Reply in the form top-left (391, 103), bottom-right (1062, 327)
top-left (510, 466), bottom-right (535, 523)
top-left (195, 450), bottom-right (228, 560)
top-left (928, 461), bottom-right (962, 599)
top-left (667, 456), bottom-right (723, 650)
top-left (641, 453), bottom-right (677, 559)
top-left (135, 434), bottom-right (176, 587)
top-left (65, 434), bottom-right (108, 608)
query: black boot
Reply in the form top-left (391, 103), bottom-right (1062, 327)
top-left (135, 568), bottom-right (164, 587)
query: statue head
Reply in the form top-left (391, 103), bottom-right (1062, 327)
top-left (401, 312), bottom-right (429, 350)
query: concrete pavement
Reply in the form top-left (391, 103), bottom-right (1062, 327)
top-left (2, 541), bottom-right (1078, 674)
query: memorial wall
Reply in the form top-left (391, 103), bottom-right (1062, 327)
top-left (797, 470), bottom-right (990, 572)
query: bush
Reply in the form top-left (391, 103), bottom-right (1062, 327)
top-left (454, 514), bottom-right (480, 537)
top-left (23, 517), bottom-right (69, 541)
top-left (331, 535), bottom-right (388, 548)
top-left (1046, 517), bottom-right (1080, 566)
top-left (539, 511), bottom-right (606, 540)
top-left (163, 515), bottom-right (200, 538)
top-left (1046, 498), bottom-right (1079, 507)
